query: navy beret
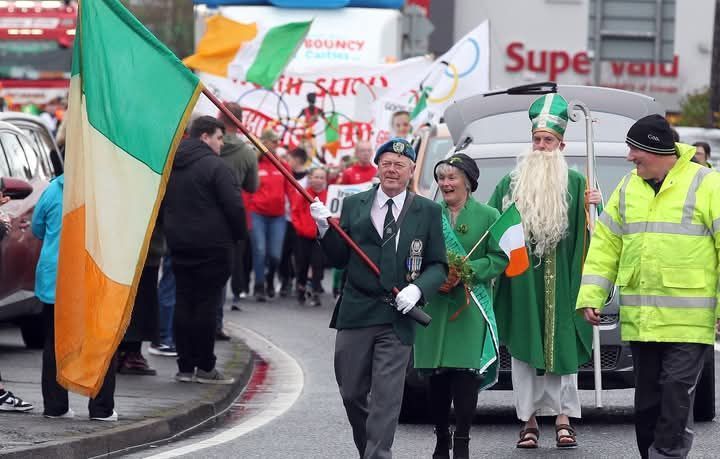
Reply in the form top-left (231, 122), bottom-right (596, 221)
top-left (373, 138), bottom-right (416, 164)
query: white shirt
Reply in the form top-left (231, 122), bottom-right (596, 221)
top-left (371, 187), bottom-right (406, 251)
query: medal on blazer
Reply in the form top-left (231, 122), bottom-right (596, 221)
top-left (406, 239), bottom-right (423, 281)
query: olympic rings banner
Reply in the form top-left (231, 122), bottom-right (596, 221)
top-left (192, 21), bottom-right (489, 166)
top-left (373, 21), bottom-right (490, 136)
top-left (193, 57), bottom-right (431, 165)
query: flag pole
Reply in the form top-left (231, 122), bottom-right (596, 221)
top-left (463, 229), bottom-right (489, 262)
top-left (567, 99), bottom-right (602, 408)
top-left (201, 87), bottom-right (431, 327)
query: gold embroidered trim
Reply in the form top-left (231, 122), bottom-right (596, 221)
top-left (543, 250), bottom-right (557, 372)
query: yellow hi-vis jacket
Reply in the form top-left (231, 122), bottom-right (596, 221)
top-left (577, 144), bottom-right (720, 345)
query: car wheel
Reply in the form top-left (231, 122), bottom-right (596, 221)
top-left (693, 348), bottom-right (715, 422)
top-left (19, 315), bottom-right (45, 349)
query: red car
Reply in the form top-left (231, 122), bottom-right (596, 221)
top-left (0, 116), bottom-right (63, 348)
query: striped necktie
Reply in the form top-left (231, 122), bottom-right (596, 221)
top-left (380, 199), bottom-right (397, 290)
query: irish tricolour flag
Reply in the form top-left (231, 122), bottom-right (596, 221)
top-left (184, 15), bottom-right (312, 89)
top-left (57, 0), bottom-right (201, 396)
top-left (489, 204), bottom-right (530, 277)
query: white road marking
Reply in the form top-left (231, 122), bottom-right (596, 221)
top-left (144, 324), bottom-right (304, 459)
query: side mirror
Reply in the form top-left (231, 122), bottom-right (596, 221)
top-left (0, 177), bottom-right (33, 200)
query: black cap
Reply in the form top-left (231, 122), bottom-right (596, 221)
top-left (434, 153), bottom-right (479, 192)
top-left (626, 114), bottom-right (676, 155)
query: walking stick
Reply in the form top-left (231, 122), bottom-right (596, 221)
top-left (567, 99), bottom-right (603, 408)
top-left (201, 88), bottom-right (432, 327)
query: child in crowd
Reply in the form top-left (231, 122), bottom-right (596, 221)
top-left (290, 167), bottom-right (328, 307)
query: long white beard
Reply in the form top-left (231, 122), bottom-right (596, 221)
top-left (508, 148), bottom-right (569, 257)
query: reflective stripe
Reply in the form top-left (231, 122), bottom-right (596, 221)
top-left (618, 174), bottom-right (632, 224)
top-left (598, 212), bottom-right (623, 235)
top-left (581, 274), bottom-right (614, 292)
top-left (682, 167), bottom-right (712, 223)
top-left (713, 217), bottom-right (720, 234)
top-left (623, 222), bottom-right (710, 236)
top-left (620, 294), bottom-right (716, 308)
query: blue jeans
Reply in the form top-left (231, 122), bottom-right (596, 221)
top-left (157, 255), bottom-right (175, 346)
top-left (250, 213), bottom-right (287, 290)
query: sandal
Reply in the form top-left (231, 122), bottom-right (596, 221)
top-left (555, 424), bottom-right (578, 448)
top-left (516, 427), bottom-right (539, 449)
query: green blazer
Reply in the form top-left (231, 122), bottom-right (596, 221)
top-left (321, 186), bottom-right (448, 344)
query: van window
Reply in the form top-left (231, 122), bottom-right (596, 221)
top-left (417, 136), bottom-right (453, 196)
top-left (468, 156), bottom-right (634, 203)
top-left (0, 132), bottom-right (32, 180)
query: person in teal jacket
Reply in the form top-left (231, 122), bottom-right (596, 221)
top-left (33, 175), bottom-right (118, 420)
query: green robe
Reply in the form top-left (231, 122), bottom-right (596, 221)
top-left (414, 198), bottom-right (508, 388)
top-left (487, 169), bottom-right (592, 375)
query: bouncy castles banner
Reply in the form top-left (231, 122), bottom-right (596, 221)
top-left (193, 57), bottom-right (431, 164)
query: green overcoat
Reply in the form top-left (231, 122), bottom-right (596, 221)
top-left (487, 169), bottom-right (593, 375)
top-left (321, 186), bottom-right (448, 345)
top-left (414, 198), bottom-right (508, 385)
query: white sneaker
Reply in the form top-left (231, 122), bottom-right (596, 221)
top-left (44, 408), bottom-right (75, 419)
top-left (90, 409), bottom-right (118, 421)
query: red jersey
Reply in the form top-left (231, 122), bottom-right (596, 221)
top-left (291, 187), bottom-right (328, 239)
top-left (246, 156), bottom-right (292, 217)
top-left (340, 163), bottom-right (377, 185)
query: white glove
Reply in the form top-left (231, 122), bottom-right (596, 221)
top-left (309, 197), bottom-right (332, 238)
top-left (395, 284), bottom-right (422, 315)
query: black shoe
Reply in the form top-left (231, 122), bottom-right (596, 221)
top-left (452, 433), bottom-right (470, 459)
top-left (432, 427), bottom-right (452, 459)
top-left (215, 330), bottom-right (231, 341)
top-left (254, 285), bottom-right (266, 302)
top-left (297, 288), bottom-right (306, 305)
top-left (279, 282), bottom-right (292, 297)
top-left (266, 280), bottom-right (276, 299)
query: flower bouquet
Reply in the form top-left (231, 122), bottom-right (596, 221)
top-left (438, 252), bottom-right (474, 294)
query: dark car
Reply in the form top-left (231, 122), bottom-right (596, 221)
top-left (401, 85), bottom-right (715, 423)
top-left (0, 117), bottom-right (62, 348)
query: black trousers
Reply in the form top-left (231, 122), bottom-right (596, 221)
top-left (631, 341), bottom-right (709, 459)
top-left (42, 303), bottom-right (116, 417)
top-left (429, 370), bottom-right (481, 437)
top-left (173, 257), bottom-right (230, 373)
top-left (230, 238), bottom-right (251, 296)
top-left (294, 236), bottom-right (324, 292)
top-left (278, 222), bottom-right (296, 287)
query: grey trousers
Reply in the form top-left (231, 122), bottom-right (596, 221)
top-left (631, 341), bottom-right (710, 459)
top-left (334, 325), bottom-right (411, 459)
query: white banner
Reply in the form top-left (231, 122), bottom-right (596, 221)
top-left (326, 181), bottom-right (374, 217)
top-left (372, 21), bottom-right (491, 132)
top-left (194, 57), bottom-right (431, 165)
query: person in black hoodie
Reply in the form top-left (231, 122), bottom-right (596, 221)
top-left (163, 115), bottom-right (247, 385)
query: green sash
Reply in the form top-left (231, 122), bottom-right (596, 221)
top-left (441, 214), bottom-right (500, 390)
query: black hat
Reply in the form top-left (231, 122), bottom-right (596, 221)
top-left (434, 153), bottom-right (479, 192)
top-left (626, 114), bottom-right (676, 155)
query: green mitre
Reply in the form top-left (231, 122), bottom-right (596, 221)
top-left (529, 93), bottom-right (569, 140)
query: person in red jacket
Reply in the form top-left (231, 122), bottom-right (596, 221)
top-left (339, 140), bottom-right (377, 185)
top-left (291, 167), bottom-right (328, 307)
top-left (246, 129), bottom-right (293, 302)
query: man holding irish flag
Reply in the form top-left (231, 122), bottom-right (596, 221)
top-left (487, 94), bottom-right (602, 449)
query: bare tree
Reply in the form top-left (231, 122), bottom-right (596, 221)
top-left (121, 0), bottom-right (195, 58)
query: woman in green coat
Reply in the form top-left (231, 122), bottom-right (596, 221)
top-left (414, 154), bottom-right (508, 459)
